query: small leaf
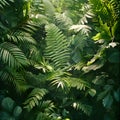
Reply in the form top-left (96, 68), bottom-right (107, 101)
top-left (13, 106), bottom-right (22, 117)
top-left (88, 89), bottom-right (96, 97)
top-left (103, 94), bottom-right (113, 108)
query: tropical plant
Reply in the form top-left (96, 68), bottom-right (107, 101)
top-left (0, 0), bottom-right (119, 120)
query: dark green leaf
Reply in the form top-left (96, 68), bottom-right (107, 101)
top-left (103, 94), bottom-right (113, 108)
top-left (13, 106), bottom-right (22, 117)
top-left (1, 97), bottom-right (15, 112)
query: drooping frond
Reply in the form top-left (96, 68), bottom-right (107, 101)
top-left (18, 22), bottom-right (37, 34)
top-left (69, 3), bottom-right (93, 36)
top-left (0, 67), bottom-right (30, 93)
top-left (69, 24), bottom-right (92, 36)
top-left (0, 42), bottom-right (28, 68)
top-left (79, 3), bottom-right (94, 25)
top-left (23, 88), bottom-right (48, 111)
top-left (6, 32), bottom-right (36, 45)
top-left (44, 24), bottom-right (70, 70)
top-left (72, 101), bottom-right (92, 116)
top-left (68, 77), bottom-right (91, 90)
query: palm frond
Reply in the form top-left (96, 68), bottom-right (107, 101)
top-left (0, 67), bottom-right (30, 93)
top-left (0, 42), bottom-right (28, 68)
top-left (23, 88), bottom-right (48, 111)
top-left (6, 32), bottom-right (36, 45)
top-left (72, 101), bottom-right (92, 116)
top-left (44, 24), bottom-right (70, 70)
top-left (68, 77), bottom-right (91, 90)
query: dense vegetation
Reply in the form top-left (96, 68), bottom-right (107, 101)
top-left (0, 0), bottom-right (120, 120)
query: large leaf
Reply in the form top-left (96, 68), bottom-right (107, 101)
top-left (0, 42), bottom-right (28, 68)
top-left (1, 97), bottom-right (15, 112)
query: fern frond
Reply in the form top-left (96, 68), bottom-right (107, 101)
top-left (50, 77), bottom-right (70, 90)
top-left (44, 24), bottom-right (70, 70)
top-left (0, 0), bottom-right (13, 9)
top-left (110, 0), bottom-right (120, 20)
top-left (89, 0), bottom-right (118, 26)
top-left (6, 32), bottom-right (36, 45)
top-left (0, 42), bottom-right (28, 68)
top-left (26, 99), bottom-right (56, 120)
top-left (23, 88), bottom-right (48, 111)
top-left (0, 67), bottom-right (30, 93)
top-left (69, 24), bottom-right (92, 36)
top-left (19, 23), bottom-right (37, 34)
top-left (68, 77), bottom-right (91, 90)
top-left (72, 101), bottom-right (92, 116)
top-left (79, 3), bottom-right (94, 24)
top-left (38, 100), bottom-right (55, 113)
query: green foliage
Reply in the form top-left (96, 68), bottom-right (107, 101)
top-left (44, 24), bottom-right (70, 70)
top-left (54, 12), bottom-right (73, 31)
top-left (0, 97), bottom-right (22, 120)
top-left (0, 42), bottom-right (28, 68)
top-left (23, 88), bottom-right (48, 111)
top-left (0, 0), bottom-right (119, 120)
top-left (72, 102), bottom-right (92, 116)
top-left (0, 0), bottom-right (13, 9)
